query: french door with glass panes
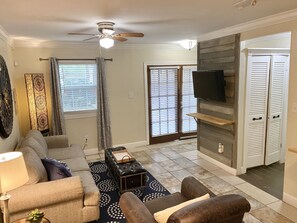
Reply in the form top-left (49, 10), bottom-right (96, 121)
top-left (148, 65), bottom-right (197, 144)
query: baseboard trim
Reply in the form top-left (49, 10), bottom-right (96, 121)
top-left (283, 192), bottom-right (297, 208)
top-left (83, 141), bottom-right (149, 155)
top-left (197, 150), bottom-right (238, 175)
top-left (84, 147), bottom-right (99, 156)
top-left (113, 141), bottom-right (148, 149)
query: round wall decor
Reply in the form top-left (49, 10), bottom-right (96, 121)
top-left (0, 55), bottom-right (13, 138)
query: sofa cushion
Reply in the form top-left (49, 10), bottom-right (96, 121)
top-left (154, 193), bottom-right (210, 223)
top-left (26, 130), bottom-right (48, 151)
top-left (20, 137), bottom-right (47, 159)
top-left (48, 146), bottom-right (85, 160)
top-left (41, 158), bottom-right (72, 181)
top-left (19, 147), bottom-right (48, 184)
top-left (72, 171), bottom-right (100, 206)
top-left (145, 192), bottom-right (188, 214)
top-left (61, 157), bottom-right (90, 172)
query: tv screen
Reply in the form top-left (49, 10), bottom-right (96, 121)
top-left (192, 70), bottom-right (226, 102)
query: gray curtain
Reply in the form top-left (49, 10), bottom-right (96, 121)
top-left (49, 57), bottom-right (66, 135)
top-left (96, 57), bottom-right (112, 150)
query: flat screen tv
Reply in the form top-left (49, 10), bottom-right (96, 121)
top-left (192, 70), bottom-right (226, 102)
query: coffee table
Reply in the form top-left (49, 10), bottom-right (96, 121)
top-left (105, 147), bottom-right (147, 193)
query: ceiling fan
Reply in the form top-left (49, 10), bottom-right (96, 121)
top-left (68, 22), bottom-right (144, 48)
top-left (233, 0), bottom-right (257, 9)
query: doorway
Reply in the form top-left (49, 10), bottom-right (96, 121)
top-left (239, 32), bottom-right (291, 199)
top-left (147, 65), bottom-right (197, 144)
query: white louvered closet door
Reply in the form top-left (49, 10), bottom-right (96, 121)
top-left (245, 56), bottom-right (271, 168)
top-left (265, 56), bottom-right (289, 165)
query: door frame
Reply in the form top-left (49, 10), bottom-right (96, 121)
top-left (143, 62), bottom-right (196, 145)
top-left (241, 48), bottom-right (290, 173)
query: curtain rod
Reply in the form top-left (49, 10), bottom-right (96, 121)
top-left (39, 58), bottom-right (113, 62)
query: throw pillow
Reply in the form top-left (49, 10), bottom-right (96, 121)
top-left (41, 158), bottom-right (72, 181)
top-left (154, 193), bottom-right (210, 223)
top-left (19, 147), bottom-right (48, 184)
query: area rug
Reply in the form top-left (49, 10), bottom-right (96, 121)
top-left (89, 160), bottom-right (170, 223)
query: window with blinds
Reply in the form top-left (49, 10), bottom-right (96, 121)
top-left (150, 67), bottom-right (178, 137)
top-left (182, 66), bottom-right (197, 133)
top-left (58, 61), bottom-right (97, 112)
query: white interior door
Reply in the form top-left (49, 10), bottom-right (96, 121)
top-left (245, 55), bottom-right (271, 168)
top-left (265, 56), bottom-right (289, 165)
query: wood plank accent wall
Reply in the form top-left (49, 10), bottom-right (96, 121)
top-left (197, 34), bottom-right (240, 167)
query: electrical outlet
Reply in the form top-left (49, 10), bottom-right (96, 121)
top-left (218, 143), bottom-right (224, 154)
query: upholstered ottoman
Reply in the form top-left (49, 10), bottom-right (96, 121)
top-left (105, 147), bottom-right (147, 193)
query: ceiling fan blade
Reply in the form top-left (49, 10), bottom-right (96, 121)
top-left (114, 33), bottom-right (144, 38)
top-left (113, 36), bottom-right (128, 42)
top-left (83, 36), bottom-right (99, 41)
top-left (68, 32), bottom-right (97, 36)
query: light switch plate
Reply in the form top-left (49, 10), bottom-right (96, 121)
top-left (293, 102), bottom-right (297, 113)
top-left (128, 91), bottom-right (134, 99)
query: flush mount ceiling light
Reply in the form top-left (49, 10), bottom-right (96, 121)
top-left (99, 36), bottom-right (114, 49)
top-left (233, 0), bottom-right (257, 9)
top-left (179, 40), bottom-right (197, 50)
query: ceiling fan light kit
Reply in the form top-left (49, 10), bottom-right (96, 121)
top-left (99, 36), bottom-right (114, 49)
top-left (179, 40), bottom-right (197, 50)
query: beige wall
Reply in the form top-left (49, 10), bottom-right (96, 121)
top-left (244, 33), bottom-right (291, 48)
top-left (0, 35), bottom-right (21, 153)
top-left (12, 45), bottom-right (196, 148)
top-left (241, 20), bottom-right (297, 206)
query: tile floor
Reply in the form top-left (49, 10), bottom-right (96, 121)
top-left (92, 139), bottom-right (297, 223)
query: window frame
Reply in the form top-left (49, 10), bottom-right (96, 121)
top-left (147, 64), bottom-right (197, 144)
top-left (58, 60), bottom-right (97, 117)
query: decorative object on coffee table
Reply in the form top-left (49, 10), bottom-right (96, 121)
top-left (105, 147), bottom-right (147, 193)
top-left (112, 149), bottom-right (135, 163)
top-left (27, 209), bottom-right (44, 223)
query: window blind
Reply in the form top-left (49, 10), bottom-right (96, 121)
top-left (150, 68), bottom-right (178, 137)
top-left (58, 61), bottom-right (97, 112)
top-left (182, 66), bottom-right (197, 133)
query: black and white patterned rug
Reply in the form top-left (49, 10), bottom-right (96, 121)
top-left (89, 160), bottom-right (170, 223)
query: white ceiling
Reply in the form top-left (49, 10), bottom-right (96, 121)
top-left (1, 0), bottom-right (297, 45)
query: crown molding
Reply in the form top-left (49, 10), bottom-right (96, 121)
top-left (13, 39), bottom-right (196, 51)
top-left (0, 25), bottom-right (13, 46)
top-left (196, 8), bottom-right (297, 42)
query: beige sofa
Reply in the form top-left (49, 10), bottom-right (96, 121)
top-left (9, 130), bottom-right (100, 223)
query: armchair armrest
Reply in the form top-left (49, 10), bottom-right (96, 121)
top-left (9, 176), bottom-right (84, 213)
top-left (44, 135), bottom-right (69, 149)
top-left (119, 192), bottom-right (156, 223)
top-left (168, 194), bottom-right (251, 223)
top-left (181, 176), bottom-right (215, 199)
